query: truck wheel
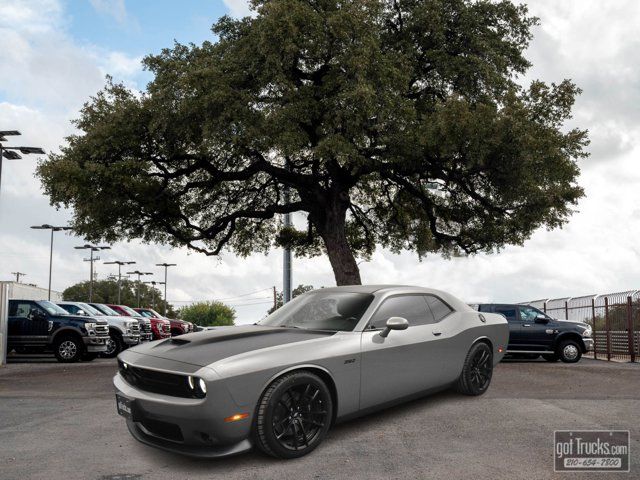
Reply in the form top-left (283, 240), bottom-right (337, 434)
top-left (558, 340), bottom-right (582, 363)
top-left (255, 371), bottom-right (333, 459)
top-left (455, 342), bottom-right (493, 396)
top-left (102, 332), bottom-right (123, 358)
top-left (542, 353), bottom-right (559, 362)
top-left (54, 335), bottom-right (83, 363)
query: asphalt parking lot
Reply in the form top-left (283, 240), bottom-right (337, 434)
top-left (1, 356), bottom-right (638, 480)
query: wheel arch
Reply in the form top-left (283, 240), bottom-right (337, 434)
top-left (260, 364), bottom-right (339, 426)
top-left (553, 332), bottom-right (586, 352)
top-left (471, 335), bottom-right (493, 352)
top-left (50, 327), bottom-right (84, 345)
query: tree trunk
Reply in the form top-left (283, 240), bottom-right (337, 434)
top-left (315, 195), bottom-right (362, 286)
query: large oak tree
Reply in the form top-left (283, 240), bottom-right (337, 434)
top-left (38, 0), bottom-right (587, 285)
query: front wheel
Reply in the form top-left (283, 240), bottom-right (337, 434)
top-left (102, 333), bottom-right (123, 358)
top-left (255, 371), bottom-right (333, 459)
top-left (455, 342), bottom-right (493, 396)
top-left (558, 340), bottom-right (582, 363)
top-left (54, 335), bottom-right (83, 363)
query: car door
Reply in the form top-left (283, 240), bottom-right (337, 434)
top-left (8, 301), bottom-right (48, 344)
top-left (518, 306), bottom-right (554, 351)
top-left (360, 294), bottom-right (444, 410)
top-left (492, 305), bottom-right (522, 349)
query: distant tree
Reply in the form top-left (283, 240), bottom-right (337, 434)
top-left (268, 284), bottom-right (315, 314)
top-left (178, 301), bottom-right (236, 327)
top-left (38, 0), bottom-right (587, 286)
top-left (62, 279), bottom-right (177, 316)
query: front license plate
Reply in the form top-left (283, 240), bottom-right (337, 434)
top-left (116, 394), bottom-right (134, 420)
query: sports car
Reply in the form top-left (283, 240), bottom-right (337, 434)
top-left (114, 285), bottom-right (508, 459)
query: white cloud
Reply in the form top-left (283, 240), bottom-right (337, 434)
top-left (222, 0), bottom-right (254, 18)
top-left (89, 0), bottom-right (128, 25)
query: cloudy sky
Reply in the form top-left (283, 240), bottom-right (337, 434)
top-left (1, 0), bottom-right (639, 323)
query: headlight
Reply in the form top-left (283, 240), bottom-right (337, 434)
top-left (84, 322), bottom-right (97, 333)
top-left (186, 376), bottom-right (207, 398)
top-left (126, 321), bottom-right (137, 328)
top-left (582, 326), bottom-right (592, 338)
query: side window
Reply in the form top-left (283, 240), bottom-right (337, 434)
top-left (494, 306), bottom-right (518, 323)
top-left (424, 295), bottom-right (453, 322)
top-left (9, 301), bottom-right (33, 317)
top-left (369, 295), bottom-right (435, 329)
top-left (519, 306), bottom-right (546, 322)
top-left (62, 305), bottom-right (78, 314)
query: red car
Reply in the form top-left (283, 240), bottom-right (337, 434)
top-left (107, 304), bottom-right (170, 341)
top-left (134, 307), bottom-right (194, 336)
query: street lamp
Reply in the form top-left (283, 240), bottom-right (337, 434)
top-left (31, 224), bottom-right (72, 300)
top-left (74, 244), bottom-right (110, 301)
top-left (156, 263), bottom-right (177, 316)
top-left (104, 260), bottom-right (136, 304)
top-left (127, 270), bottom-right (153, 307)
top-left (0, 131), bottom-right (45, 201)
top-left (144, 280), bottom-right (165, 309)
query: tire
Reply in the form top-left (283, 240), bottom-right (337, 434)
top-left (255, 371), bottom-right (333, 459)
top-left (542, 353), bottom-right (559, 362)
top-left (455, 342), bottom-right (493, 396)
top-left (102, 332), bottom-right (123, 358)
top-left (82, 353), bottom-right (98, 361)
top-left (558, 340), bottom-right (582, 363)
top-left (54, 335), bottom-right (83, 363)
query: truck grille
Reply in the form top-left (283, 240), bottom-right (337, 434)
top-left (162, 324), bottom-right (170, 333)
top-left (140, 323), bottom-right (152, 333)
top-left (95, 324), bottom-right (109, 335)
top-left (118, 361), bottom-right (197, 398)
top-left (131, 323), bottom-right (140, 334)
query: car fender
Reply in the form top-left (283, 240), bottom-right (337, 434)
top-left (260, 363), bottom-right (335, 395)
top-left (552, 331), bottom-right (586, 351)
top-left (50, 326), bottom-right (85, 344)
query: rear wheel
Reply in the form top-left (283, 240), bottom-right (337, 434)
top-left (255, 371), bottom-right (333, 459)
top-left (455, 342), bottom-right (493, 396)
top-left (558, 340), bottom-right (582, 363)
top-left (54, 335), bottom-right (83, 363)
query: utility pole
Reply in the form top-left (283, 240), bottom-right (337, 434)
top-left (282, 160), bottom-right (292, 304)
top-left (273, 286), bottom-right (277, 311)
top-left (127, 270), bottom-right (152, 307)
top-left (11, 272), bottom-right (26, 283)
top-left (155, 263), bottom-right (177, 316)
top-left (75, 244), bottom-right (110, 302)
top-left (31, 225), bottom-right (72, 300)
top-left (104, 260), bottom-right (136, 304)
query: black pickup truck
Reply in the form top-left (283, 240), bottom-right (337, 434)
top-left (475, 303), bottom-right (593, 363)
top-left (7, 299), bottom-right (109, 362)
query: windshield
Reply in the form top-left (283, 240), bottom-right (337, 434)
top-left (91, 303), bottom-right (120, 316)
top-left (119, 305), bottom-right (143, 317)
top-left (77, 302), bottom-right (103, 316)
top-left (37, 301), bottom-right (71, 316)
top-left (137, 309), bottom-right (157, 318)
top-left (257, 291), bottom-right (374, 331)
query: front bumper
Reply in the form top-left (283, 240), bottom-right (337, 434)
top-left (583, 338), bottom-right (594, 352)
top-left (139, 332), bottom-right (153, 342)
top-left (113, 361), bottom-right (254, 458)
top-left (84, 335), bottom-right (108, 352)
top-left (122, 335), bottom-right (140, 345)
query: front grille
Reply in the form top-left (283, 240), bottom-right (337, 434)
top-left (95, 324), bottom-right (109, 335)
top-left (118, 361), bottom-right (196, 398)
top-left (162, 324), bottom-right (170, 333)
top-left (131, 323), bottom-right (140, 334)
top-left (140, 322), bottom-right (152, 332)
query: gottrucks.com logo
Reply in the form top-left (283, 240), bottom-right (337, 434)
top-left (554, 430), bottom-right (630, 472)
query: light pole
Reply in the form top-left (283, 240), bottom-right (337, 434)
top-left (127, 270), bottom-right (152, 307)
top-left (31, 224), bottom-right (72, 300)
top-left (104, 260), bottom-right (136, 304)
top-left (0, 131), bottom-right (45, 201)
top-left (11, 272), bottom-right (26, 283)
top-left (74, 244), bottom-right (110, 301)
top-left (155, 263), bottom-right (176, 316)
top-left (144, 281), bottom-right (165, 309)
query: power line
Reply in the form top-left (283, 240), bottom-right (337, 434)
top-left (211, 287), bottom-right (273, 301)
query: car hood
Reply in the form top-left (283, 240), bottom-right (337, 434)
top-left (554, 319), bottom-right (588, 327)
top-left (127, 325), bottom-right (336, 367)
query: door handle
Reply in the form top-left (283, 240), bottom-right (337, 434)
top-left (523, 324), bottom-right (531, 327)
top-left (432, 331), bottom-right (442, 336)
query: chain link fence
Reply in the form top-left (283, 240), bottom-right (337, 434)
top-left (519, 291), bottom-right (638, 362)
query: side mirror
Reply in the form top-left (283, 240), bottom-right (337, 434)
top-left (77, 310), bottom-right (86, 316)
top-left (535, 315), bottom-right (549, 324)
top-left (379, 317), bottom-right (409, 338)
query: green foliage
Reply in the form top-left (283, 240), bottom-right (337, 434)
top-left (178, 301), bottom-right (236, 327)
top-left (38, 0), bottom-right (587, 286)
top-left (62, 279), bottom-right (177, 316)
top-left (268, 284), bottom-right (315, 314)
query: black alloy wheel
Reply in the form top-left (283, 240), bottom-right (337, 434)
top-left (255, 371), bottom-right (332, 459)
top-left (456, 342), bottom-right (493, 395)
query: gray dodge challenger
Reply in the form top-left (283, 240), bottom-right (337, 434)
top-left (114, 285), bottom-right (508, 459)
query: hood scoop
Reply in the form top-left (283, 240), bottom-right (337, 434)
top-left (169, 337), bottom-right (191, 345)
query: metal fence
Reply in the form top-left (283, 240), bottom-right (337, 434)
top-left (519, 290), bottom-right (639, 362)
